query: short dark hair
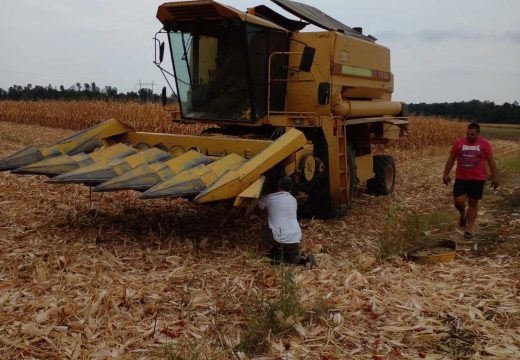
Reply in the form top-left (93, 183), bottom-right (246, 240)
top-left (277, 176), bottom-right (293, 192)
top-left (468, 122), bottom-right (480, 133)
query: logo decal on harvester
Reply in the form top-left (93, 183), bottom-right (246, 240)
top-left (340, 51), bottom-right (350, 63)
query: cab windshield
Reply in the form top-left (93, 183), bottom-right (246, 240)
top-left (169, 21), bottom-right (288, 122)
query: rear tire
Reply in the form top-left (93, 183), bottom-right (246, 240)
top-left (367, 155), bottom-right (396, 195)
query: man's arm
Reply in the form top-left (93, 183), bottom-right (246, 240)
top-left (487, 153), bottom-right (499, 189)
top-left (443, 152), bottom-right (457, 185)
top-left (257, 196), bottom-right (268, 210)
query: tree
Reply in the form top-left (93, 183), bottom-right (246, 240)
top-left (0, 82), bottom-right (165, 103)
top-left (138, 88), bottom-right (153, 103)
top-left (409, 100), bottom-right (520, 124)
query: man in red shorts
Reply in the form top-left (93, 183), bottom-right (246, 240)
top-left (443, 122), bottom-right (498, 239)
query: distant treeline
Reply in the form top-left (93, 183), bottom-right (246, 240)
top-left (409, 100), bottom-right (519, 124)
top-left (0, 83), bottom-right (170, 103)
top-left (1, 84), bottom-right (518, 124)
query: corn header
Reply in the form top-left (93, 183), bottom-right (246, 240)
top-left (0, 0), bottom-right (408, 218)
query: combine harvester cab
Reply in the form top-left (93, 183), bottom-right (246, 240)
top-left (1, 0), bottom-right (408, 218)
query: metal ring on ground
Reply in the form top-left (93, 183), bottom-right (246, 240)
top-left (405, 240), bottom-right (457, 264)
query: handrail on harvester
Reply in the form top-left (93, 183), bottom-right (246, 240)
top-left (267, 51), bottom-right (319, 123)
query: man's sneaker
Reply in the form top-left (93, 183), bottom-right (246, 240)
top-left (297, 256), bottom-right (307, 266)
top-left (306, 254), bottom-right (318, 269)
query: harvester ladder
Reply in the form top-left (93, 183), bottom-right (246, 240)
top-left (337, 125), bottom-right (349, 206)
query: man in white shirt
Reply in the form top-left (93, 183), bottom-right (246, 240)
top-left (258, 176), bottom-right (316, 267)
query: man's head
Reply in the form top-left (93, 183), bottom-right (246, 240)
top-left (277, 176), bottom-right (293, 192)
top-left (466, 123), bottom-right (480, 143)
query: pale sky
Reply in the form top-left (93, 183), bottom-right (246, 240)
top-left (0, 0), bottom-right (519, 104)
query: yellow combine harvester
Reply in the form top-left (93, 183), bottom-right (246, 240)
top-left (0, 0), bottom-right (408, 218)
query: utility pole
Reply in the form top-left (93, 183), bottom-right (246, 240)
top-left (137, 80), bottom-right (155, 103)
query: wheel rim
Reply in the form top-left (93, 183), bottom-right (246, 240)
top-left (300, 155), bottom-right (316, 182)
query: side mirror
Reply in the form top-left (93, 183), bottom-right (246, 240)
top-left (161, 87), bottom-right (167, 106)
top-left (159, 42), bottom-right (165, 63)
top-left (318, 82), bottom-right (330, 105)
top-left (299, 46), bottom-right (315, 72)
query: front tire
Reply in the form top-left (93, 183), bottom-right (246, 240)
top-left (367, 155), bottom-right (396, 195)
top-left (302, 144), bottom-right (357, 218)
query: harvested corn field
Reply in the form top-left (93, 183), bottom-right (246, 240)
top-left (1, 120), bottom-right (519, 359)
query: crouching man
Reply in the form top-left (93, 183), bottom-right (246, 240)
top-left (258, 176), bottom-right (316, 267)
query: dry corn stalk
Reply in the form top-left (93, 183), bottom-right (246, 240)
top-left (0, 100), bottom-right (207, 135)
top-left (0, 101), bottom-right (467, 147)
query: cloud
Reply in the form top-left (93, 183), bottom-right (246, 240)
top-left (377, 31), bottom-right (407, 41)
top-left (504, 31), bottom-right (520, 43)
top-left (415, 29), bottom-right (481, 42)
top-left (444, 67), bottom-right (475, 77)
top-left (378, 28), bottom-right (520, 44)
top-left (415, 29), bottom-right (452, 42)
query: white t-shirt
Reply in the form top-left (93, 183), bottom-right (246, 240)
top-left (258, 191), bottom-right (302, 244)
